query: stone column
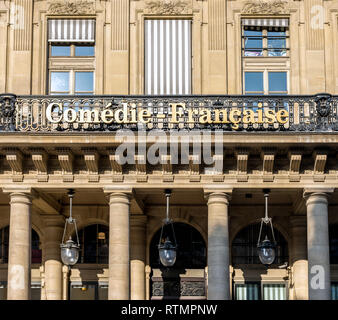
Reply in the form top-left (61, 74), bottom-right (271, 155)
top-left (107, 191), bottom-right (131, 300)
top-left (7, 191), bottom-right (32, 300)
top-left (290, 216), bottom-right (308, 300)
top-left (205, 190), bottom-right (232, 300)
top-left (130, 215), bottom-right (147, 300)
top-left (42, 215), bottom-right (64, 300)
top-left (304, 189), bottom-right (333, 300)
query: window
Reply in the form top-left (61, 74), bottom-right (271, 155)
top-left (232, 223), bottom-right (289, 265)
top-left (244, 71), bottom-right (288, 95)
top-left (78, 224), bottom-right (109, 264)
top-left (242, 19), bottom-right (289, 57)
top-left (150, 222), bottom-right (206, 269)
top-left (48, 19), bottom-right (95, 95)
top-left (332, 283), bottom-right (338, 300)
top-left (145, 19), bottom-right (192, 95)
top-left (329, 224), bottom-right (338, 264)
top-left (234, 282), bottom-right (260, 300)
top-left (0, 282), bottom-right (41, 300)
top-left (0, 227), bottom-right (41, 264)
top-left (70, 282), bottom-right (107, 300)
top-left (234, 282), bottom-right (287, 300)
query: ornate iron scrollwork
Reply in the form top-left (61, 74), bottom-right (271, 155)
top-left (315, 93), bottom-right (332, 117)
top-left (315, 93), bottom-right (332, 131)
top-left (0, 94), bottom-right (17, 131)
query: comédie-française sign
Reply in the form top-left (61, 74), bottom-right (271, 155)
top-left (46, 102), bottom-right (289, 130)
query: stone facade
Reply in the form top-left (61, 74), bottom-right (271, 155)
top-left (0, 0), bottom-right (338, 300)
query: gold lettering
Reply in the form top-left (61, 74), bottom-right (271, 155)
top-left (129, 103), bottom-right (137, 124)
top-left (257, 103), bottom-right (264, 124)
top-left (214, 109), bottom-right (229, 123)
top-left (114, 103), bottom-right (129, 124)
top-left (264, 109), bottom-right (276, 124)
top-left (101, 109), bottom-right (114, 124)
top-left (229, 109), bottom-right (242, 130)
top-left (187, 108), bottom-right (198, 123)
top-left (276, 110), bottom-right (289, 124)
top-left (138, 108), bottom-right (151, 124)
top-left (170, 103), bottom-right (185, 123)
top-left (242, 109), bottom-right (255, 124)
top-left (64, 108), bottom-right (77, 123)
top-left (199, 109), bottom-right (212, 124)
top-left (78, 108), bottom-right (100, 123)
top-left (46, 103), bottom-right (62, 123)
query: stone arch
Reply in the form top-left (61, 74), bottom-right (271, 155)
top-left (230, 217), bottom-right (291, 247)
top-left (148, 221), bottom-right (207, 269)
top-left (231, 221), bottom-right (289, 265)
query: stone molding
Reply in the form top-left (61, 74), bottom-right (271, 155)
top-left (242, 0), bottom-right (289, 15)
top-left (47, 0), bottom-right (96, 15)
top-left (144, 0), bottom-right (192, 15)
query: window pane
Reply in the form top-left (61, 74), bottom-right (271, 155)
top-left (70, 284), bottom-right (96, 300)
top-left (50, 72), bottom-right (70, 92)
top-left (75, 72), bottom-right (94, 93)
top-left (75, 45), bottom-right (95, 56)
top-left (244, 30), bottom-right (263, 57)
top-left (245, 72), bottom-right (264, 93)
top-left (268, 31), bottom-right (286, 57)
top-left (235, 283), bottom-right (260, 300)
top-left (263, 284), bottom-right (286, 300)
top-left (51, 45), bottom-right (71, 56)
top-left (269, 72), bottom-right (287, 92)
top-left (332, 283), bottom-right (338, 300)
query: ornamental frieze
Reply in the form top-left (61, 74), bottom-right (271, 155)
top-left (47, 0), bottom-right (96, 15)
top-left (242, 0), bottom-right (289, 15)
top-left (145, 0), bottom-right (192, 15)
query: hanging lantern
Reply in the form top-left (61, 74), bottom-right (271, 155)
top-left (60, 189), bottom-right (80, 266)
top-left (158, 189), bottom-right (177, 267)
top-left (257, 189), bottom-right (277, 266)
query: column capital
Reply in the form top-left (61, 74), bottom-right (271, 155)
top-left (103, 186), bottom-right (133, 195)
top-left (204, 188), bottom-right (232, 204)
top-left (303, 188), bottom-right (334, 205)
top-left (303, 188), bottom-right (334, 198)
top-left (3, 186), bottom-right (32, 195)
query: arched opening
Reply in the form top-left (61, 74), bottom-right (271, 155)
top-left (0, 226), bottom-right (42, 264)
top-left (232, 222), bottom-right (289, 265)
top-left (77, 224), bottom-right (109, 264)
top-left (0, 226), bottom-right (42, 300)
top-left (231, 223), bottom-right (289, 300)
top-left (149, 222), bottom-right (206, 299)
top-left (150, 222), bottom-right (206, 269)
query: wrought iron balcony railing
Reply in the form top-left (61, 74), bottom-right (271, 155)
top-left (0, 93), bottom-right (337, 133)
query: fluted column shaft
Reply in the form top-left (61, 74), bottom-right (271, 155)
top-left (206, 191), bottom-right (231, 300)
top-left (7, 192), bottom-right (32, 300)
top-left (304, 189), bottom-right (332, 300)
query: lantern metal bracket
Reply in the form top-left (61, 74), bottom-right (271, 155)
top-left (61, 189), bottom-right (80, 248)
top-left (257, 189), bottom-right (276, 246)
top-left (158, 189), bottom-right (177, 249)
